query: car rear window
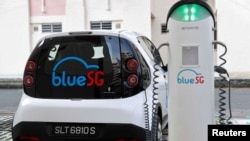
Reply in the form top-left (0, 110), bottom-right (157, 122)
top-left (35, 35), bottom-right (122, 99)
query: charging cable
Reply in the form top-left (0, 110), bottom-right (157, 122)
top-left (213, 41), bottom-right (232, 125)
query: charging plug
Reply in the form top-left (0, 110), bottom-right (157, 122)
top-left (214, 66), bottom-right (230, 81)
top-left (214, 66), bottom-right (228, 74)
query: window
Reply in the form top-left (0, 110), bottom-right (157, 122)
top-left (35, 35), bottom-right (122, 99)
top-left (90, 21), bottom-right (112, 30)
top-left (137, 37), bottom-right (154, 60)
top-left (161, 24), bottom-right (167, 33)
top-left (42, 23), bottom-right (62, 33)
top-left (138, 37), bottom-right (164, 66)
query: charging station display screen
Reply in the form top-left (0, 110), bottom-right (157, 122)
top-left (182, 46), bottom-right (199, 66)
top-left (170, 4), bottom-right (210, 22)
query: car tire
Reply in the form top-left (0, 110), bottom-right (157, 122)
top-left (152, 115), bottom-right (163, 141)
top-left (157, 115), bottom-right (163, 141)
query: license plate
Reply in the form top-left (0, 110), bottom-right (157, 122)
top-left (50, 123), bottom-right (101, 137)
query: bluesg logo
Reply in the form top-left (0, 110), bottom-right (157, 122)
top-left (177, 69), bottom-right (204, 84)
top-left (52, 56), bottom-right (104, 87)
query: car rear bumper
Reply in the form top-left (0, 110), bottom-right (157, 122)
top-left (12, 93), bottom-right (148, 141)
top-left (13, 93), bottom-right (146, 126)
top-left (12, 121), bottom-right (147, 141)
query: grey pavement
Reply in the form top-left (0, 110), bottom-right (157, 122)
top-left (0, 114), bottom-right (13, 141)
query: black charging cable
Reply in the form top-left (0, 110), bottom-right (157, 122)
top-left (214, 65), bottom-right (232, 124)
top-left (213, 41), bottom-right (232, 125)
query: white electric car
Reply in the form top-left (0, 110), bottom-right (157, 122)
top-left (12, 30), bottom-right (168, 141)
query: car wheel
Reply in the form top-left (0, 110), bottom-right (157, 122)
top-left (157, 115), bottom-right (163, 141)
top-left (152, 115), bottom-right (163, 141)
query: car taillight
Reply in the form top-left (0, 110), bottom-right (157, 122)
top-left (20, 136), bottom-right (40, 141)
top-left (25, 61), bottom-right (36, 72)
top-left (23, 75), bottom-right (34, 87)
top-left (126, 59), bottom-right (138, 71)
top-left (127, 74), bottom-right (138, 87)
top-left (24, 61), bottom-right (36, 87)
top-left (125, 58), bottom-right (139, 88)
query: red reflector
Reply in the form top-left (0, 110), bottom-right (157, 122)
top-left (127, 74), bottom-right (139, 87)
top-left (20, 136), bottom-right (40, 141)
top-left (26, 61), bottom-right (36, 72)
top-left (126, 59), bottom-right (138, 71)
top-left (23, 75), bottom-right (34, 87)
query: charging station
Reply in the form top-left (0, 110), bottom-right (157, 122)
top-left (166, 0), bottom-right (215, 141)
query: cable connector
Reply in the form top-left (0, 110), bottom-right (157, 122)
top-left (214, 66), bottom-right (229, 81)
top-left (214, 66), bottom-right (228, 74)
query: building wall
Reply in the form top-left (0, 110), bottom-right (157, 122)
top-left (64, 0), bottom-right (85, 31)
top-left (0, 0), bottom-right (30, 77)
top-left (30, 0), bottom-right (151, 48)
top-left (122, 0), bottom-right (151, 38)
top-left (86, 0), bottom-right (124, 26)
top-left (85, 0), bottom-right (151, 37)
top-left (216, 0), bottom-right (250, 76)
top-left (30, 0), bottom-right (65, 16)
top-left (151, 0), bottom-right (177, 48)
top-left (30, 0), bottom-right (66, 48)
top-left (151, 0), bottom-right (178, 65)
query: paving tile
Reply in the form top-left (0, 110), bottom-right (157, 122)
top-left (0, 115), bottom-right (13, 141)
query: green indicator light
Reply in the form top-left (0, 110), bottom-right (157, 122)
top-left (170, 4), bottom-right (210, 22)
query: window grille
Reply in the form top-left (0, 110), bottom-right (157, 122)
top-left (90, 21), bottom-right (112, 30)
top-left (42, 23), bottom-right (62, 33)
top-left (161, 24), bottom-right (167, 33)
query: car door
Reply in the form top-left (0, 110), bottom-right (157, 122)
top-left (138, 36), bottom-right (168, 122)
top-left (144, 37), bottom-right (168, 114)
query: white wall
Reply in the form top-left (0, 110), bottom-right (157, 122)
top-left (216, 0), bottom-right (250, 76)
top-left (123, 0), bottom-right (151, 38)
top-left (151, 0), bottom-right (177, 47)
top-left (0, 0), bottom-right (30, 77)
top-left (86, 0), bottom-right (151, 38)
top-left (151, 0), bottom-right (178, 65)
top-left (86, 0), bottom-right (124, 21)
top-left (64, 0), bottom-right (85, 31)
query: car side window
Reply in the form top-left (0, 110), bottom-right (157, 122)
top-left (138, 37), bottom-right (164, 67)
top-left (137, 37), bottom-right (154, 60)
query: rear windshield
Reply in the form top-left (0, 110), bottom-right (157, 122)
top-left (35, 35), bottom-right (122, 99)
